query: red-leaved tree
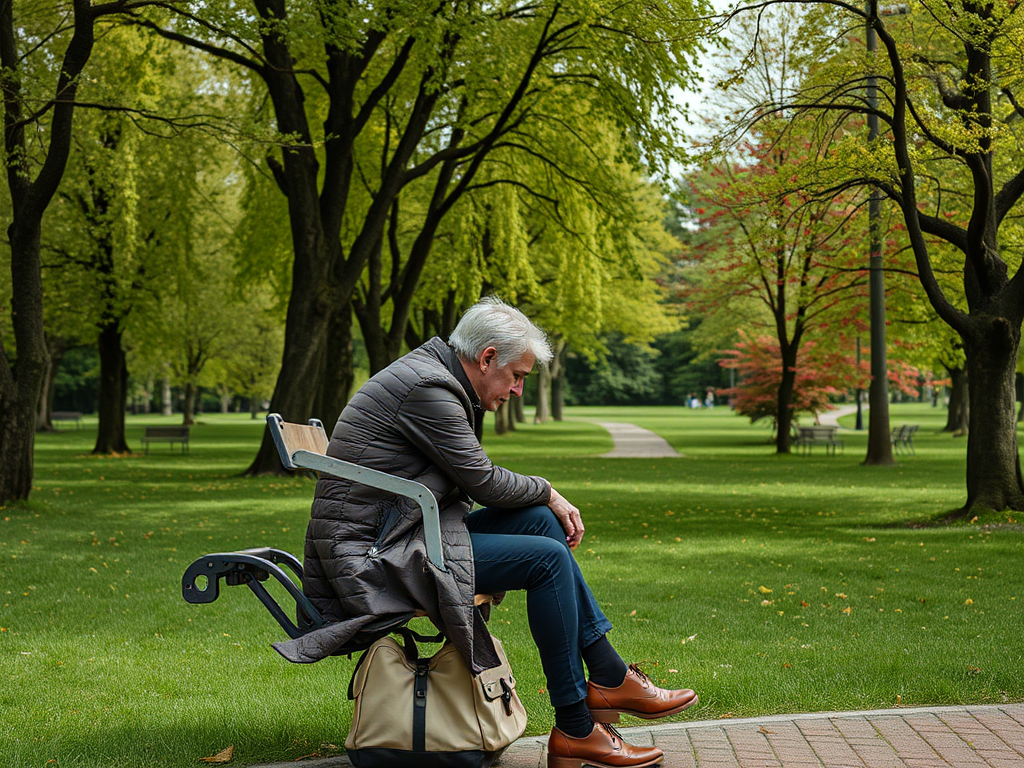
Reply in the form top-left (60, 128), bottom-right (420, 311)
top-left (718, 331), bottom-right (921, 431)
top-left (687, 123), bottom-right (870, 452)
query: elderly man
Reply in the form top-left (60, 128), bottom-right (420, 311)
top-left (277, 297), bottom-right (696, 768)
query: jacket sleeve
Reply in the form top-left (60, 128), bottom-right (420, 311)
top-left (396, 381), bottom-right (550, 508)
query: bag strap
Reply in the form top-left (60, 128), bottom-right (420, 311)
top-left (347, 646), bottom-right (371, 701)
top-left (412, 659), bottom-right (430, 753)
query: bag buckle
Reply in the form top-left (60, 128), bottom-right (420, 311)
top-left (500, 678), bottom-right (513, 716)
top-left (414, 660), bottom-right (429, 708)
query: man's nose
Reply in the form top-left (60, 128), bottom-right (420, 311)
top-left (511, 380), bottom-right (524, 397)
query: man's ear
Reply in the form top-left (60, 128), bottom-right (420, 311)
top-left (480, 347), bottom-right (497, 370)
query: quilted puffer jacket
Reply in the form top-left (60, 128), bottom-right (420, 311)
top-left (273, 337), bottom-right (550, 673)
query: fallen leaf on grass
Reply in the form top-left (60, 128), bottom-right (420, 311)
top-left (199, 746), bottom-right (234, 763)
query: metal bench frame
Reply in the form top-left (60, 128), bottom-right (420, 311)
top-left (181, 413), bottom-right (453, 646)
top-left (794, 425), bottom-right (844, 456)
top-left (891, 424), bottom-right (918, 455)
top-left (51, 411), bottom-right (83, 430)
top-left (142, 426), bottom-right (190, 455)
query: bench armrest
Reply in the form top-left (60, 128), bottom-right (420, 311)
top-left (182, 549), bottom-right (326, 639)
top-left (291, 450), bottom-right (446, 573)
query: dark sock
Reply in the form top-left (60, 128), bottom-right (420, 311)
top-left (554, 699), bottom-right (593, 738)
top-left (582, 635), bottom-right (627, 688)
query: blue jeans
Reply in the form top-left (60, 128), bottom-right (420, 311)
top-left (467, 504), bottom-right (613, 707)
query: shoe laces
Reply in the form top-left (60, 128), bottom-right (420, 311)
top-left (597, 721), bottom-right (624, 748)
top-left (628, 663), bottom-right (652, 688)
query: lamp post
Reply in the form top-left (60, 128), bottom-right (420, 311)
top-left (861, 1), bottom-right (905, 465)
top-left (856, 337), bottom-right (864, 430)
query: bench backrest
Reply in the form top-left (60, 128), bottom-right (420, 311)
top-left (145, 426), bottom-right (190, 437)
top-left (266, 413), bottom-right (447, 571)
top-left (799, 426), bottom-right (836, 438)
top-left (266, 414), bottom-right (328, 469)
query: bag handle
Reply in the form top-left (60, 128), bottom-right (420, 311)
top-left (395, 627), bottom-right (445, 664)
top-left (346, 627), bottom-right (446, 700)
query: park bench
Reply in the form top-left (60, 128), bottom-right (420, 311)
top-left (891, 424), bottom-right (918, 455)
top-left (141, 426), bottom-right (190, 455)
top-left (181, 413), bottom-right (490, 655)
top-left (794, 425), bottom-right (844, 456)
top-left (51, 411), bottom-right (83, 430)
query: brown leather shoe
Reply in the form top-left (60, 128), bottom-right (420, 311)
top-left (547, 722), bottom-right (663, 768)
top-left (586, 664), bottom-right (698, 723)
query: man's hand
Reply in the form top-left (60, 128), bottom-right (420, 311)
top-left (549, 486), bottom-right (584, 549)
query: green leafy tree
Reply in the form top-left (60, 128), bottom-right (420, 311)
top-left (722, 0), bottom-right (1024, 513)
top-left (128, 0), bottom-right (707, 473)
top-left (1, 0), bottom-right (162, 501)
top-left (41, 28), bottom-right (233, 452)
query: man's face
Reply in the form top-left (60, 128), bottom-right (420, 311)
top-left (473, 348), bottom-right (536, 412)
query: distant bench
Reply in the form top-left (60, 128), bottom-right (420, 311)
top-left (142, 426), bottom-right (190, 455)
top-left (51, 411), bottom-right (83, 430)
top-left (891, 424), bottom-right (918, 455)
top-left (794, 425), bottom-right (843, 456)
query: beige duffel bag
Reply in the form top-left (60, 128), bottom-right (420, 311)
top-left (345, 629), bottom-right (527, 768)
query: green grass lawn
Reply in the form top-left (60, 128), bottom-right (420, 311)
top-left (2, 404), bottom-right (1021, 767)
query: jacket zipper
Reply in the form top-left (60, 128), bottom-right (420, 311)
top-left (368, 505), bottom-right (402, 557)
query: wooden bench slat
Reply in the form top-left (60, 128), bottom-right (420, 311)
top-left (142, 426), bottom-right (190, 454)
top-left (277, 421), bottom-right (329, 457)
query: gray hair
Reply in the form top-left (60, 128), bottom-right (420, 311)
top-left (449, 297), bottom-right (553, 367)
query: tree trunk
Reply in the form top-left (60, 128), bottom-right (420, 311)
top-left (0, 222), bottom-right (46, 496)
top-left (245, 292), bottom-right (330, 476)
top-left (774, 346), bottom-right (797, 454)
top-left (495, 401), bottom-right (510, 435)
top-left (143, 376), bottom-right (153, 414)
top-left (250, 397), bottom-right (258, 419)
top-left (161, 377), bottom-right (173, 416)
top-left (513, 394), bottom-right (524, 424)
top-left (36, 335), bottom-right (66, 432)
top-left (93, 324), bottom-right (130, 454)
top-left (0, 377), bottom-right (41, 503)
top-left (314, 302), bottom-right (355, 428)
top-left (35, 353), bottom-right (53, 432)
top-left (550, 342), bottom-right (566, 421)
top-left (535, 364), bottom-right (551, 423)
top-left (956, 318), bottom-right (1024, 515)
top-left (945, 367), bottom-right (969, 434)
top-left (220, 393), bottom-right (231, 413)
top-left (182, 382), bottom-right (196, 426)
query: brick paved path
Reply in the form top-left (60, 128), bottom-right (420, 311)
top-left (252, 704), bottom-right (1024, 767)
top-left (494, 704), bottom-right (1024, 768)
